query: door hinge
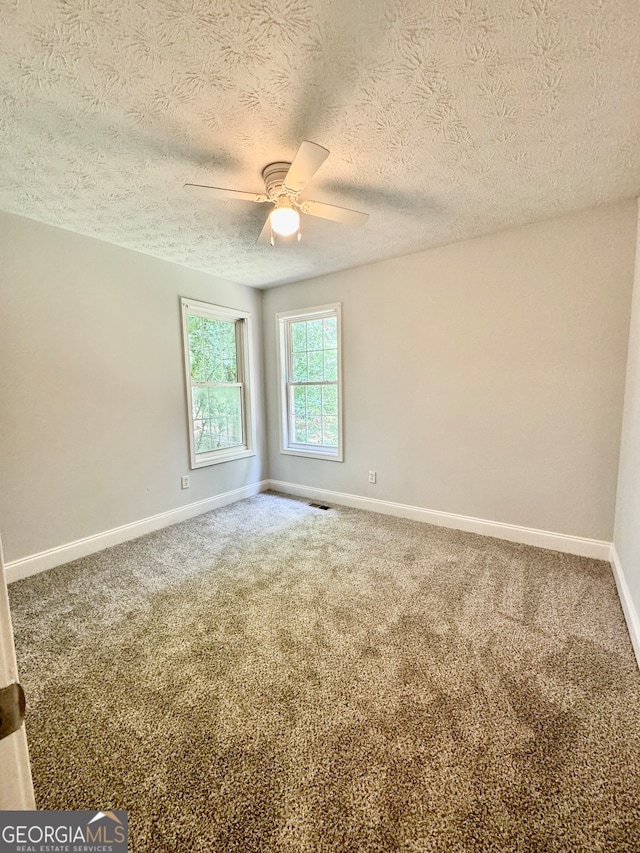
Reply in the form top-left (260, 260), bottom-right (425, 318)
top-left (0, 682), bottom-right (26, 741)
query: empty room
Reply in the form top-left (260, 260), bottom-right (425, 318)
top-left (1, 0), bottom-right (640, 851)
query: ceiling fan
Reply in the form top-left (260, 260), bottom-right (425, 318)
top-left (184, 141), bottom-right (369, 245)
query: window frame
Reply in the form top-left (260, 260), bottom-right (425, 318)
top-left (181, 297), bottom-right (256, 469)
top-left (276, 303), bottom-right (343, 462)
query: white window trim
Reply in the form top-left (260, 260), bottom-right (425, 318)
top-left (276, 302), bottom-right (343, 462)
top-left (181, 297), bottom-right (256, 469)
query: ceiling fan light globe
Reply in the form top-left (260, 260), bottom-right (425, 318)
top-left (270, 206), bottom-right (300, 237)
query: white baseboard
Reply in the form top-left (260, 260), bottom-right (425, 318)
top-left (5, 480), bottom-right (270, 584)
top-left (268, 480), bottom-right (612, 560)
top-left (610, 545), bottom-right (640, 669)
top-left (7, 478), bottom-right (637, 670)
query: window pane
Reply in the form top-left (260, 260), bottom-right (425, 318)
top-left (287, 316), bottom-right (338, 381)
top-left (306, 319), bottom-right (323, 350)
top-left (307, 418), bottom-right (323, 444)
top-left (291, 384), bottom-right (333, 446)
top-left (187, 315), bottom-right (203, 336)
top-left (201, 318), bottom-right (221, 382)
top-left (188, 315), bottom-right (204, 382)
top-left (293, 385), bottom-right (307, 417)
top-left (323, 350), bottom-right (337, 382)
top-left (305, 385), bottom-right (323, 445)
top-left (322, 385), bottom-right (338, 415)
top-left (306, 384), bottom-right (321, 416)
top-left (205, 386), bottom-right (243, 450)
top-left (292, 352), bottom-right (308, 382)
top-left (323, 317), bottom-right (337, 350)
top-left (291, 322), bottom-right (307, 353)
top-left (221, 358), bottom-right (237, 382)
top-left (199, 318), bottom-right (238, 383)
top-left (308, 351), bottom-right (324, 381)
top-left (292, 416), bottom-right (308, 444)
top-left (192, 386), bottom-right (210, 420)
top-left (193, 419), bottom-right (211, 453)
top-left (219, 321), bottom-right (238, 382)
top-left (322, 416), bottom-right (338, 447)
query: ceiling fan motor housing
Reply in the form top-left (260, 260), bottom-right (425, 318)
top-left (262, 161), bottom-right (293, 198)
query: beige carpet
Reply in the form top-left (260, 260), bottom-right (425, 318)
top-left (8, 492), bottom-right (640, 852)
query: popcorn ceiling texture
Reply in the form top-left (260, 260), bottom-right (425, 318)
top-left (1, 0), bottom-right (639, 287)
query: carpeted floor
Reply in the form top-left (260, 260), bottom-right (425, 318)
top-left (8, 492), bottom-right (640, 852)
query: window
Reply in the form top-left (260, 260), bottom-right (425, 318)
top-left (181, 298), bottom-right (255, 468)
top-left (277, 303), bottom-right (343, 461)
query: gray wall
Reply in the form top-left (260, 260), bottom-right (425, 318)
top-left (0, 212), bottom-right (267, 562)
top-left (1, 200), bottom-right (636, 566)
top-left (263, 201), bottom-right (637, 540)
top-left (614, 200), bottom-right (640, 616)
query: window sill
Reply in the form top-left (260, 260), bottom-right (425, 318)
top-left (191, 448), bottom-right (256, 469)
top-left (280, 447), bottom-right (343, 462)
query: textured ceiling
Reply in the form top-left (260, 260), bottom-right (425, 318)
top-left (1, 0), bottom-right (639, 288)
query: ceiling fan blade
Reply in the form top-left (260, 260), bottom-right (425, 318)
top-left (184, 183), bottom-right (268, 203)
top-left (256, 214), bottom-right (272, 246)
top-left (299, 199), bottom-right (369, 227)
top-left (283, 141), bottom-right (329, 194)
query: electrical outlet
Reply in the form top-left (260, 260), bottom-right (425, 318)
top-left (368, 470), bottom-right (376, 484)
top-left (181, 475), bottom-right (190, 490)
